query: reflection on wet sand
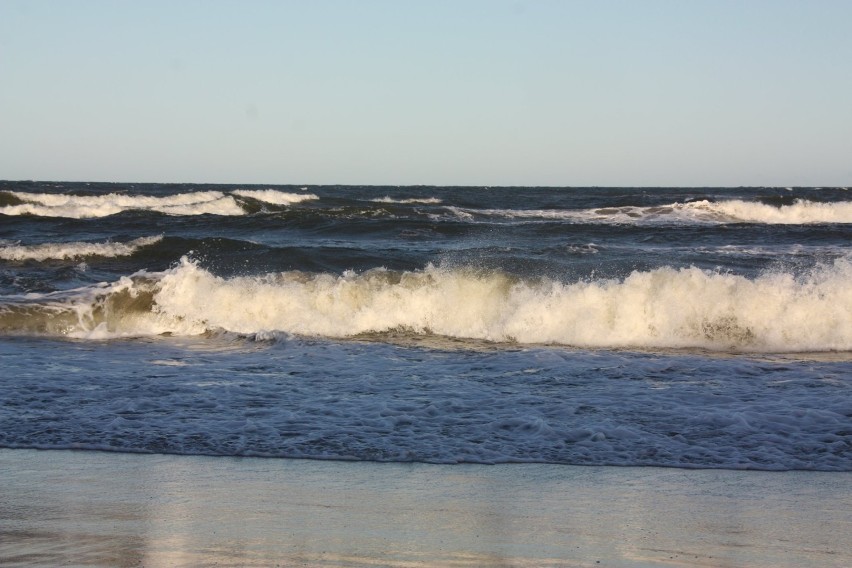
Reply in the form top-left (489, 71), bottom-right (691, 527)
top-left (1, 450), bottom-right (850, 567)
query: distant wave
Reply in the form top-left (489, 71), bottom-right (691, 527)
top-left (3, 256), bottom-right (851, 352)
top-left (232, 189), bottom-right (319, 205)
top-left (371, 196), bottom-right (443, 205)
top-left (463, 199), bottom-right (852, 225)
top-left (680, 199), bottom-right (852, 224)
top-left (6, 190), bottom-right (849, 224)
top-left (0, 189), bottom-right (317, 218)
top-left (0, 236), bottom-right (163, 261)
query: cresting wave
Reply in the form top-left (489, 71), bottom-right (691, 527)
top-left (3, 257), bottom-right (851, 352)
top-left (0, 236), bottom-right (163, 261)
top-left (372, 196), bottom-right (443, 204)
top-left (467, 199), bottom-right (852, 224)
top-left (3, 189), bottom-right (851, 224)
top-left (0, 189), bottom-right (318, 218)
top-left (231, 189), bottom-right (319, 205)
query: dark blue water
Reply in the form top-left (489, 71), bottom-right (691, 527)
top-left (1, 181), bottom-right (850, 469)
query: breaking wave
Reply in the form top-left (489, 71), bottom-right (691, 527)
top-left (0, 189), bottom-right (317, 218)
top-left (0, 236), bottom-right (163, 261)
top-left (232, 189), bottom-right (319, 205)
top-left (469, 199), bottom-right (852, 225)
top-left (4, 189), bottom-right (850, 225)
top-left (372, 196), bottom-right (443, 205)
top-left (3, 257), bottom-right (851, 352)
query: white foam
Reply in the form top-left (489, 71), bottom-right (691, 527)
top-left (372, 196), bottom-right (443, 204)
top-left (468, 199), bottom-right (852, 225)
top-left (0, 189), bottom-right (319, 218)
top-left (37, 257), bottom-right (852, 352)
top-left (1, 327), bottom-right (849, 470)
top-left (444, 206), bottom-right (475, 221)
top-left (232, 189), bottom-right (319, 205)
top-left (686, 199), bottom-right (852, 224)
top-left (3, 191), bottom-right (244, 218)
top-left (0, 236), bottom-right (163, 261)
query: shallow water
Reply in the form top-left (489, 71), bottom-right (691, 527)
top-left (2, 449), bottom-right (850, 567)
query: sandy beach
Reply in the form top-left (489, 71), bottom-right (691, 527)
top-left (1, 449), bottom-right (849, 567)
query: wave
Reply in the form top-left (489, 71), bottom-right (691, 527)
top-left (0, 189), bottom-right (317, 218)
top-left (232, 189), bottom-right (319, 205)
top-left (0, 236), bottom-right (163, 261)
top-left (683, 199), bottom-right (852, 224)
top-left (464, 199), bottom-right (852, 225)
top-left (6, 189), bottom-right (849, 225)
top-left (372, 196), bottom-right (443, 204)
top-left (3, 257), bottom-right (851, 352)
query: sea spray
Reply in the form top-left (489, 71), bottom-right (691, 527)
top-left (148, 257), bottom-right (852, 350)
top-left (4, 256), bottom-right (850, 351)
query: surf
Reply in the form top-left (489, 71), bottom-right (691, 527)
top-left (0, 189), bottom-right (318, 218)
top-left (0, 235), bottom-right (163, 261)
top-left (3, 256), bottom-right (850, 352)
top-left (463, 198), bottom-right (852, 225)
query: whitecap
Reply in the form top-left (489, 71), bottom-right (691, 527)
top-left (2, 191), bottom-right (244, 218)
top-left (232, 189), bottom-right (319, 205)
top-left (0, 235), bottom-right (163, 261)
top-left (371, 196), bottom-right (443, 205)
top-left (11, 256), bottom-right (849, 353)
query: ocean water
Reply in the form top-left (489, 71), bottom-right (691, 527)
top-left (1, 181), bottom-right (850, 470)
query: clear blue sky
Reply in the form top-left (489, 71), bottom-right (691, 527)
top-left (1, 0), bottom-right (850, 186)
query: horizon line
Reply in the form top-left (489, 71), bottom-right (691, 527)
top-left (2, 178), bottom-right (849, 190)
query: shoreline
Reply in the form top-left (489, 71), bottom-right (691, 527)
top-left (2, 449), bottom-right (850, 567)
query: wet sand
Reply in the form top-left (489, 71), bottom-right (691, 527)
top-left (1, 449), bottom-right (850, 567)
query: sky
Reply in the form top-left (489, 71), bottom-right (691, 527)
top-left (1, 0), bottom-right (851, 187)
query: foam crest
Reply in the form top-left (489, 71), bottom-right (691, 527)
top-left (14, 257), bottom-right (849, 352)
top-left (372, 196), bottom-right (443, 204)
top-left (0, 236), bottom-right (163, 261)
top-left (473, 199), bottom-right (852, 225)
top-left (683, 199), bottom-right (852, 224)
top-left (232, 189), bottom-right (319, 205)
top-left (155, 260), bottom-right (852, 351)
top-left (0, 274), bottom-right (206, 338)
top-left (3, 191), bottom-right (244, 218)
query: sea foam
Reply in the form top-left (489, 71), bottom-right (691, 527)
top-left (682, 199), bottom-right (852, 224)
top-left (0, 189), bottom-right (319, 218)
top-left (6, 257), bottom-right (851, 352)
top-left (2, 191), bottom-right (244, 218)
top-left (472, 199), bottom-right (852, 225)
top-left (232, 189), bottom-right (319, 205)
top-left (372, 196), bottom-right (443, 204)
top-left (0, 236), bottom-right (163, 261)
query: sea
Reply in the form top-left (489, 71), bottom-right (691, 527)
top-left (1, 181), bottom-right (850, 471)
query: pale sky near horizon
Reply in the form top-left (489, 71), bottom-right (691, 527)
top-left (1, 0), bottom-right (851, 187)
